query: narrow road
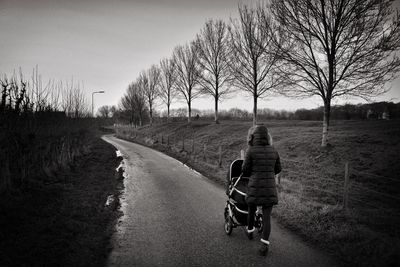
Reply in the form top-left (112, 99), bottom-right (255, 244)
top-left (103, 135), bottom-right (340, 267)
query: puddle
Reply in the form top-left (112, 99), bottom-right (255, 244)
top-left (116, 161), bottom-right (125, 173)
top-left (106, 150), bottom-right (128, 207)
top-left (182, 163), bottom-right (202, 177)
top-left (115, 150), bottom-right (127, 178)
top-left (116, 150), bottom-right (123, 158)
top-left (105, 194), bottom-right (115, 207)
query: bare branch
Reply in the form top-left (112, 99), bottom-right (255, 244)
top-left (172, 41), bottom-right (201, 122)
top-left (159, 57), bottom-right (177, 121)
top-left (196, 19), bottom-right (234, 123)
top-left (271, 0), bottom-right (400, 146)
top-left (228, 3), bottom-right (288, 124)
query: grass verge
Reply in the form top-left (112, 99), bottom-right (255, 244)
top-left (115, 119), bottom-right (400, 267)
top-left (0, 136), bottom-right (123, 267)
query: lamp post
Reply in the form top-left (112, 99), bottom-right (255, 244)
top-left (92, 90), bottom-right (105, 117)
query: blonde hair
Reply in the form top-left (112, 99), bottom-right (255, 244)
top-left (247, 126), bottom-right (256, 145)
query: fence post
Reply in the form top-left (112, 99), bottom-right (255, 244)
top-left (218, 146), bottom-right (222, 167)
top-left (167, 135), bottom-right (170, 147)
top-left (240, 149), bottom-right (245, 159)
top-left (182, 136), bottom-right (185, 151)
top-left (343, 161), bottom-right (350, 211)
top-left (203, 144), bottom-right (207, 162)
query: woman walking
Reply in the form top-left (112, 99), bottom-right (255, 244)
top-left (242, 124), bottom-right (281, 256)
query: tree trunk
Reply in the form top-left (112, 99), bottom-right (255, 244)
top-left (149, 103), bottom-right (153, 126)
top-left (323, 50), bottom-right (334, 147)
top-left (321, 100), bottom-right (331, 147)
top-left (149, 111), bottom-right (153, 126)
top-left (214, 96), bottom-right (219, 124)
top-left (253, 94), bottom-right (258, 125)
top-left (167, 104), bottom-right (170, 123)
top-left (214, 80), bottom-right (220, 124)
top-left (188, 100), bottom-right (191, 123)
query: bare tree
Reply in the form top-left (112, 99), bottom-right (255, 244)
top-left (141, 65), bottom-right (160, 126)
top-left (0, 75), bottom-right (11, 112)
top-left (98, 105), bottom-right (111, 118)
top-left (72, 84), bottom-right (89, 118)
top-left (173, 41), bottom-right (201, 123)
top-left (271, 0), bottom-right (400, 146)
top-left (137, 73), bottom-right (149, 125)
top-left (159, 57), bottom-right (177, 122)
top-left (61, 82), bottom-right (74, 116)
top-left (121, 82), bottom-right (147, 126)
top-left (196, 19), bottom-right (233, 124)
top-left (13, 72), bottom-right (28, 114)
top-left (31, 66), bottom-right (50, 112)
top-left (110, 105), bottom-right (117, 118)
top-left (120, 85), bottom-right (135, 125)
top-left (228, 4), bottom-right (286, 125)
top-left (0, 67), bottom-right (92, 116)
top-left (0, 71), bottom-right (29, 114)
top-left (48, 80), bottom-right (61, 111)
top-left (59, 79), bottom-right (89, 117)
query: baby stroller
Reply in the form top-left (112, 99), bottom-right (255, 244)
top-left (224, 159), bottom-right (263, 235)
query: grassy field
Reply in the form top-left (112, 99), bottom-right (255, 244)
top-left (0, 136), bottom-right (123, 266)
top-left (116, 119), bottom-right (400, 267)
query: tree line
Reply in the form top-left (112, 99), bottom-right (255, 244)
top-left (0, 66), bottom-right (90, 118)
top-left (102, 101), bottom-right (400, 122)
top-left (0, 67), bottom-right (100, 195)
top-left (118, 0), bottom-right (400, 147)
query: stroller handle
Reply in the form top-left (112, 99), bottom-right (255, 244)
top-left (229, 173), bottom-right (243, 196)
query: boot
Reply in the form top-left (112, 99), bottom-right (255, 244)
top-left (246, 227), bottom-right (255, 240)
top-left (259, 239), bottom-right (270, 256)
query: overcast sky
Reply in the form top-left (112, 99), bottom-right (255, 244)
top-left (1, 0), bottom-right (400, 113)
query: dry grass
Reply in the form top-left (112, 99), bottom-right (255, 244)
top-left (116, 119), bottom-right (400, 267)
top-left (0, 129), bottom-right (123, 266)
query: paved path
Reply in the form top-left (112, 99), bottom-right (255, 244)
top-left (103, 135), bottom-right (340, 267)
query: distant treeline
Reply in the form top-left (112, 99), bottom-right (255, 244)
top-left (107, 101), bottom-right (399, 124)
top-left (283, 102), bottom-right (399, 121)
top-left (251, 101), bottom-right (400, 121)
top-left (158, 102), bottom-right (400, 123)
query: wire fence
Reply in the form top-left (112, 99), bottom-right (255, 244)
top-left (115, 126), bottom-right (400, 217)
top-left (284, 156), bottom-right (399, 213)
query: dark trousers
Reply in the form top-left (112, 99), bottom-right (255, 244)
top-left (247, 204), bottom-right (273, 241)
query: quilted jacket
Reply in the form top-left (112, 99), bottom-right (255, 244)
top-left (242, 125), bottom-right (281, 205)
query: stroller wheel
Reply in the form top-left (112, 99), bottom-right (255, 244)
top-left (224, 209), bottom-right (233, 235)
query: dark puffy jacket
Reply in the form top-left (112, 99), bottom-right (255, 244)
top-left (242, 125), bottom-right (281, 205)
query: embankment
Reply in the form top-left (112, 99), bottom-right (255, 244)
top-left (115, 119), bottom-right (400, 267)
top-left (0, 116), bottom-right (123, 266)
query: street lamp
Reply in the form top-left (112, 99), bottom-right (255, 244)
top-left (92, 90), bottom-right (105, 117)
